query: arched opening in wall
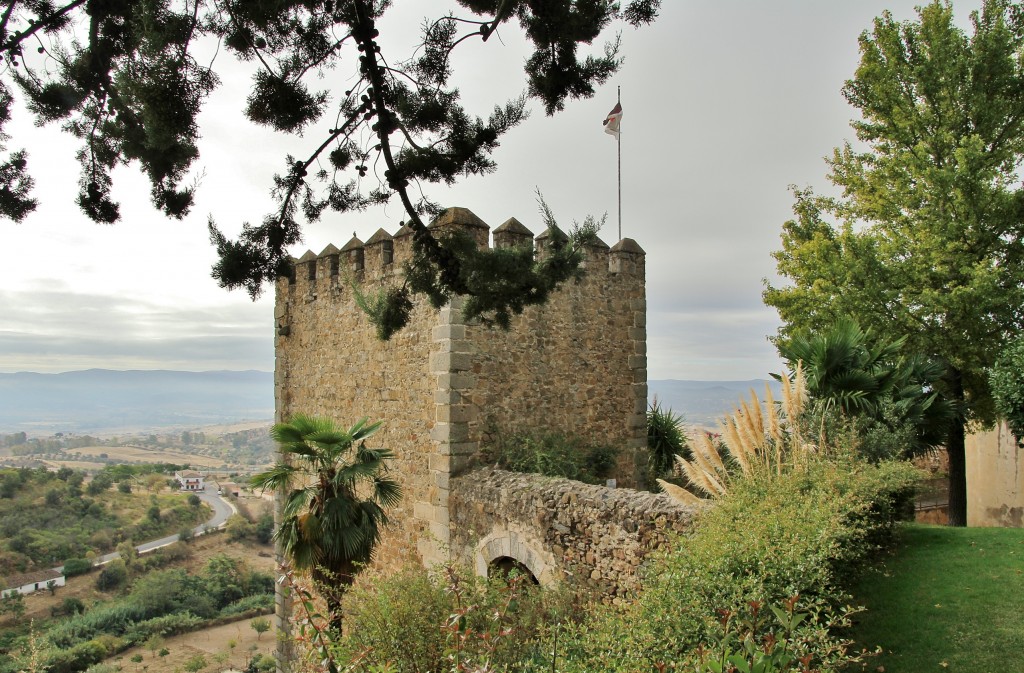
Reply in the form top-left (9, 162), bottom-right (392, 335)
top-left (488, 556), bottom-right (539, 585)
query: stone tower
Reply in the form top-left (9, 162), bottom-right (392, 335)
top-left (273, 207), bottom-right (647, 570)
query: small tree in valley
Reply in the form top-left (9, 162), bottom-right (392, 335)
top-left (250, 617), bottom-right (271, 641)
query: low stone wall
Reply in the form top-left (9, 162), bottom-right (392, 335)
top-left (449, 469), bottom-right (702, 601)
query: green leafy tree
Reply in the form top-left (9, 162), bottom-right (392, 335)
top-left (989, 336), bottom-right (1024, 442)
top-left (0, 0), bottom-right (660, 338)
top-left (251, 415), bottom-right (401, 629)
top-left (145, 634), bottom-right (164, 659)
top-left (0, 591), bottom-right (25, 620)
top-left (763, 0), bottom-right (1024, 525)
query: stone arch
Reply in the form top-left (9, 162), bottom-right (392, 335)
top-left (474, 528), bottom-right (558, 585)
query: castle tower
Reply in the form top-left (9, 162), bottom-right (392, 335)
top-left (273, 207), bottom-right (647, 570)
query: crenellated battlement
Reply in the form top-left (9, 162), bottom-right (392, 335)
top-left (278, 207), bottom-right (645, 299)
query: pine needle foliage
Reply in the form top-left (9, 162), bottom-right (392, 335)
top-left (2, 0), bottom-right (661, 337)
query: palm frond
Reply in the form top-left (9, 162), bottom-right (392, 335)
top-left (250, 463), bottom-right (299, 493)
top-left (374, 477), bottom-right (403, 509)
top-left (348, 417), bottom-right (383, 442)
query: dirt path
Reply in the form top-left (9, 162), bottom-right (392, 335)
top-left (111, 617), bottom-right (277, 673)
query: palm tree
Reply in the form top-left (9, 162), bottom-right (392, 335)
top-left (777, 318), bottom-right (904, 417)
top-left (251, 414), bottom-right (401, 628)
top-left (776, 318), bottom-right (952, 457)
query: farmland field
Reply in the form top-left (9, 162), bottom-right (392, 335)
top-left (66, 445), bottom-right (227, 467)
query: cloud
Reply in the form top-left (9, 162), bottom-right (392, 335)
top-left (649, 307), bottom-right (783, 381)
top-left (0, 288), bottom-right (273, 373)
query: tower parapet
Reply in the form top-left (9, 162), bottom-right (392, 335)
top-left (493, 217), bottom-right (533, 249)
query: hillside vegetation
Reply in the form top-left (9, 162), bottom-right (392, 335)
top-left (0, 466), bottom-right (208, 574)
top-left (0, 535), bottom-right (276, 673)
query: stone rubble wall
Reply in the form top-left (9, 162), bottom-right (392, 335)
top-left (450, 469), bottom-right (701, 601)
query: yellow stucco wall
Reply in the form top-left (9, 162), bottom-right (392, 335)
top-left (966, 421), bottom-right (1024, 527)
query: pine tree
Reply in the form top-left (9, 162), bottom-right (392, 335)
top-left (0, 1), bottom-right (660, 335)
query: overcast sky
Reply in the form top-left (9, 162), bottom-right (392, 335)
top-left (0, 1), bottom-right (986, 380)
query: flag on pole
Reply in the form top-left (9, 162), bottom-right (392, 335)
top-left (603, 102), bottom-right (622, 137)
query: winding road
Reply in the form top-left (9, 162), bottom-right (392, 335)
top-left (94, 484), bottom-right (237, 565)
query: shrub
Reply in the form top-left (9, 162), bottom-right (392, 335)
top-left (226, 514), bottom-right (255, 542)
top-left (182, 654), bottom-right (207, 673)
top-left (63, 558), bottom-right (93, 577)
top-left (480, 430), bottom-right (619, 485)
top-left (47, 602), bottom-right (152, 649)
top-left (331, 563), bottom-right (576, 673)
top-left (560, 457), bottom-right (920, 672)
top-left (52, 597), bottom-right (86, 617)
top-left (45, 640), bottom-right (108, 673)
top-left (95, 560), bottom-right (128, 592)
top-left (646, 398), bottom-right (690, 485)
top-left (245, 654), bottom-right (275, 673)
top-left (254, 513), bottom-right (274, 544)
top-left (220, 594), bottom-right (273, 617)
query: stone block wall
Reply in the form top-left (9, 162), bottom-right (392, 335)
top-left (449, 469), bottom-right (700, 601)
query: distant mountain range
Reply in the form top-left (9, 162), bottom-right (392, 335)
top-left (0, 369), bottom-right (777, 435)
top-left (0, 369), bottom-right (274, 434)
top-left (648, 379), bottom-right (783, 428)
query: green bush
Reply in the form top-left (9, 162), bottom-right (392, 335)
top-left (47, 601), bottom-right (151, 649)
top-left (45, 639), bottom-right (109, 673)
top-left (480, 431), bottom-right (619, 485)
top-left (52, 597), bottom-right (86, 617)
top-left (245, 653), bottom-right (275, 673)
top-left (990, 336), bottom-right (1024, 441)
top-left (63, 558), bottom-right (93, 577)
top-left (219, 594), bottom-right (274, 617)
top-left (559, 457), bottom-right (920, 672)
top-left (122, 612), bottom-right (204, 642)
top-left (332, 564), bottom-right (576, 672)
top-left (95, 560), bottom-right (128, 592)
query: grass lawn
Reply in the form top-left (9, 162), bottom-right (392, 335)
top-left (845, 523), bottom-right (1024, 672)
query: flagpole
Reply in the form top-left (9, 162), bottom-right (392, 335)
top-left (617, 86), bottom-right (622, 241)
